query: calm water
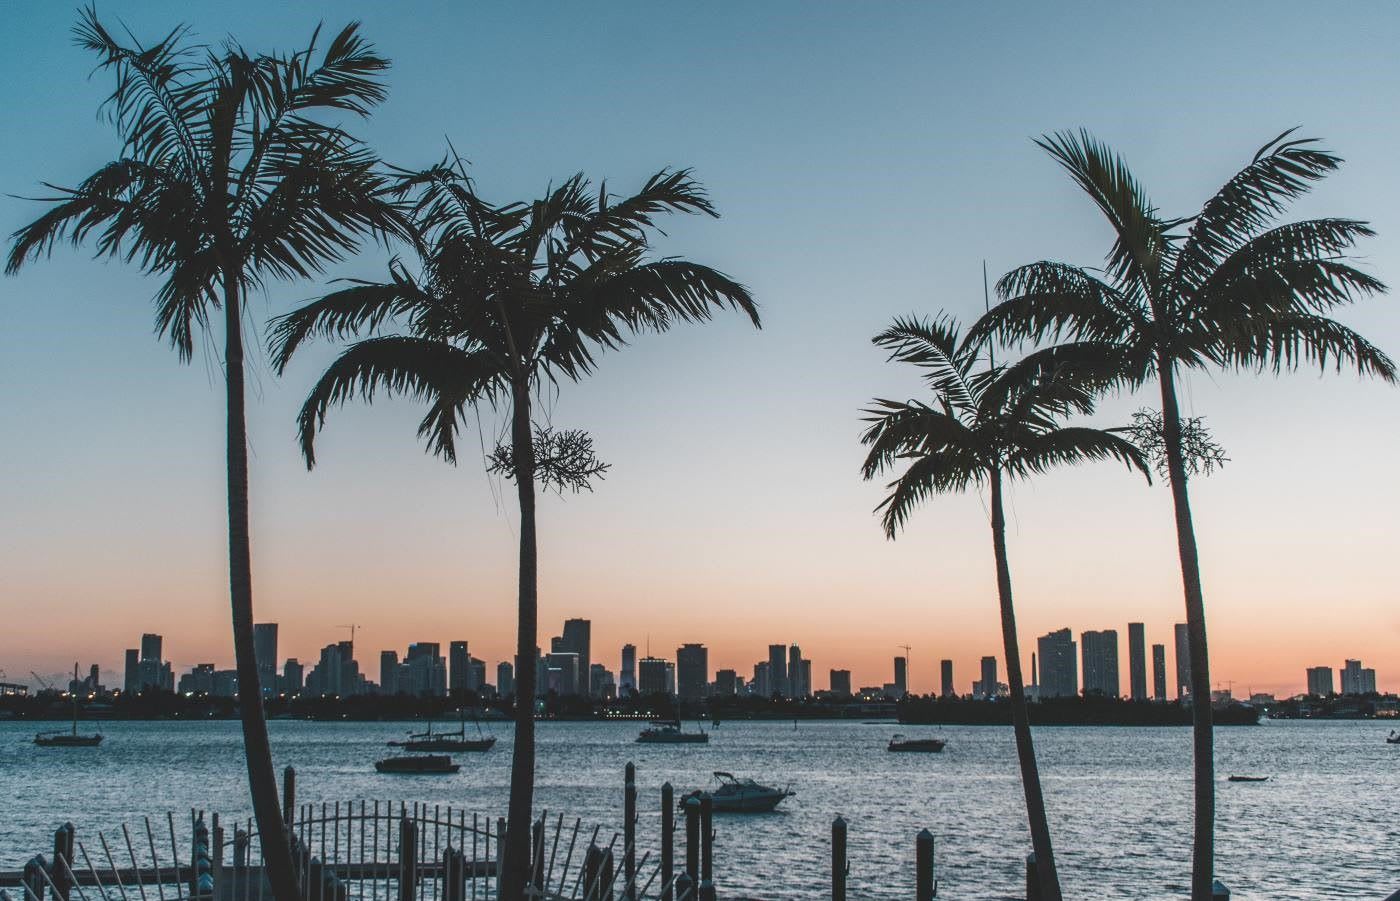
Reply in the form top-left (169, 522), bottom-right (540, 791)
top-left (1, 719), bottom-right (1395, 899)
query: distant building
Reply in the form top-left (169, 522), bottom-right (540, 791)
top-left (449, 641), bottom-right (470, 693)
top-left (132, 633), bottom-right (173, 693)
top-left (1151, 644), bottom-right (1167, 701)
top-left (380, 651), bottom-right (401, 695)
top-left (789, 646), bottom-right (810, 698)
top-left (178, 663), bottom-right (215, 695)
top-left (211, 669), bottom-right (238, 698)
top-left (305, 641), bottom-right (366, 697)
top-left (768, 645), bottom-right (789, 698)
top-left (676, 644), bottom-right (709, 700)
top-left (468, 657), bottom-right (487, 693)
top-left (282, 658), bottom-right (304, 696)
top-left (253, 623), bottom-right (278, 698)
top-left (1127, 623), bottom-right (1147, 701)
top-left (829, 669), bottom-right (851, 696)
top-left (1340, 659), bottom-right (1376, 696)
top-left (123, 649), bottom-right (139, 694)
top-left (497, 661), bottom-right (514, 698)
top-left (1037, 630), bottom-right (1077, 699)
top-left (546, 651), bottom-right (581, 696)
top-left (619, 645), bottom-right (637, 697)
top-left (402, 643), bottom-right (447, 697)
top-left (1081, 630), bottom-right (1120, 697)
top-left (589, 663), bottom-right (615, 699)
top-left (141, 633), bottom-right (162, 662)
top-left (893, 656), bottom-right (908, 698)
top-left (1174, 623), bottom-right (1191, 699)
top-left (638, 656), bottom-right (674, 696)
top-left (977, 656), bottom-right (998, 700)
top-left (940, 659), bottom-right (954, 698)
top-left (559, 619), bottom-right (592, 696)
top-left (714, 669), bottom-right (738, 696)
top-left (752, 661), bottom-right (771, 698)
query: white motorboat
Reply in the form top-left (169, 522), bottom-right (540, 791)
top-left (695, 772), bottom-right (794, 812)
top-left (636, 719), bottom-right (709, 744)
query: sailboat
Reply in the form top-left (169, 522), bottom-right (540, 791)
top-left (35, 664), bottom-right (103, 747)
top-left (387, 709), bottom-right (496, 752)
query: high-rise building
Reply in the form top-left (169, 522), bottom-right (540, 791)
top-left (829, 669), bottom-right (852, 696)
top-left (211, 669), bottom-right (238, 698)
top-left (893, 656), bottom-right (908, 698)
top-left (178, 663), bottom-right (215, 695)
top-left (978, 656), bottom-right (998, 699)
top-left (797, 659), bottom-right (812, 699)
top-left (714, 669), bottom-right (738, 696)
top-left (134, 632), bottom-right (173, 693)
top-left (1081, 630), bottom-right (1120, 697)
top-left (449, 641), bottom-right (470, 693)
top-left (768, 645), bottom-right (789, 698)
top-left (638, 657), bottom-right (673, 696)
top-left (305, 641), bottom-right (366, 697)
top-left (620, 644), bottom-right (637, 697)
top-left (1151, 644), bottom-right (1166, 701)
top-left (468, 657), bottom-right (487, 693)
top-left (1340, 659), bottom-right (1376, 696)
top-left (497, 661), bottom-right (514, 698)
top-left (559, 619), bottom-right (592, 696)
top-left (589, 664), bottom-right (615, 699)
top-left (788, 646), bottom-right (809, 698)
top-left (1127, 623), bottom-right (1147, 701)
top-left (402, 643), bottom-right (447, 696)
top-left (752, 661), bottom-right (771, 698)
top-left (123, 648), bottom-right (139, 694)
top-left (1174, 623), bottom-right (1191, 699)
top-left (940, 659), bottom-right (954, 698)
top-left (546, 651), bottom-right (580, 695)
top-left (253, 623), bottom-right (278, 698)
top-left (1037, 629), bottom-right (1077, 698)
top-left (1306, 666), bottom-right (1334, 697)
top-left (676, 644), bottom-right (709, 700)
top-left (380, 650), bottom-right (401, 695)
top-left (141, 633), bottom-right (163, 663)
top-left (282, 658), bottom-right (304, 696)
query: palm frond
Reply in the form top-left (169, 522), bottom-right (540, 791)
top-left (1204, 311), bottom-right (1396, 382)
top-left (874, 452), bottom-right (981, 538)
top-left (266, 269), bottom-right (429, 372)
top-left (1005, 427), bottom-right (1150, 484)
top-left (859, 399), bottom-right (979, 480)
top-left (872, 315), bottom-right (977, 413)
top-left (974, 262), bottom-right (1145, 348)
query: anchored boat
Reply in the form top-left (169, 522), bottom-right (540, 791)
top-left (374, 754), bottom-right (460, 774)
top-left (388, 710), bottom-right (496, 752)
top-left (35, 664), bottom-right (103, 748)
top-left (1227, 775), bottom-right (1269, 783)
top-left (1387, 730), bottom-right (1400, 745)
top-left (694, 772), bottom-right (794, 812)
top-left (636, 719), bottom-right (709, 744)
top-left (887, 733), bottom-right (945, 753)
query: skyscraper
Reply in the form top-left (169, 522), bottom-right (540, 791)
top-left (893, 656), bottom-right (907, 698)
top-left (282, 659), bottom-right (303, 696)
top-left (638, 657), bottom-right (673, 695)
top-left (676, 644), bottom-right (709, 700)
top-left (253, 623), bottom-right (278, 698)
top-left (714, 669), bottom-right (738, 696)
top-left (939, 660), bottom-right (954, 698)
top-left (979, 656), bottom-right (998, 699)
top-left (123, 648), bottom-right (139, 694)
top-left (141, 633), bottom-right (162, 662)
top-left (1173, 623), bottom-right (1192, 699)
top-left (1306, 666), bottom-right (1334, 697)
top-left (380, 650), bottom-right (401, 695)
top-left (1037, 629), bottom-right (1077, 699)
top-left (449, 641), bottom-right (470, 693)
top-left (559, 619), bottom-right (592, 696)
top-left (546, 651), bottom-right (580, 695)
top-left (829, 669), bottom-right (851, 696)
top-left (1151, 644), bottom-right (1166, 701)
top-left (403, 643), bottom-right (447, 696)
top-left (752, 661), bottom-right (771, 698)
top-left (788, 646), bottom-right (808, 698)
top-left (1127, 623), bottom-right (1147, 701)
top-left (798, 659), bottom-right (812, 699)
top-left (1081, 630), bottom-right (1120, 697)
top-left (497, 661), bottom-right (514, 698)
top-left (1340, 659), bottom-right (1376, 695)
top-left (768, 645), bottom-right (788, 698)
top-left (619, 644), bottom-right (637, 697)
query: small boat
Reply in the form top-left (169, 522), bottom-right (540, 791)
top-left (36, 664), bottom-right (103, 748)
top-left (1387, 730), bottom-right (1400, 745)
top-left (1227, 775), bottom-right (1269, 783)
top-left (636, 719), bottom-right (709, 744)
top-left (388, 710), bottom-right (496, 752)
top-left (693, 772), bottom-right (795, 813)
top-left (888, 733), bottom-right (946, 753)
top-left (374, 755), bottom-right (460, 774)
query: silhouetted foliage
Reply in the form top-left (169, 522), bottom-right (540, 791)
top-left (1128, 408), bottom-right (1229, 479)
top-left (488, 426), bottom-right (611, 494)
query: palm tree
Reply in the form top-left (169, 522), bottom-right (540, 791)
top-left (267, 163), bottom-right (759, 899)
top-left (861, 314), bottom-right (1148, 901)
top-left (7, 12), bottom-right (406, 901)
top-left (969, 129), bottom-right (1394, 900)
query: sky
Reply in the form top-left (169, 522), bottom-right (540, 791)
top-left (1, 2), bottom-right (1397, 698)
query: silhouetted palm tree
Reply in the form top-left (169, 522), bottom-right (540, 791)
top-left (970, 129), bottom-right (1394, 900)
top-left (7, 12), bottom-right (405, 901)
top-left (267, 163), bottom-right (758, 899)
top-left (862, 315), bottom-right (1148, 901)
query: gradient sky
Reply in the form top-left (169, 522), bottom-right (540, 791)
top-left (2, 2), bottom-right (1397, 697)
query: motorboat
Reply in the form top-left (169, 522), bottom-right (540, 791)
top-left (36, 664), bottom-right (103, 748)
top-left (636, 719), bottom-right (708, 744)
top-left (1226, 775), bottom-right (1269, 783)
top-left (388, 710), bottom-right (496, 752)
top-left (1387, 730), bottom-right (1400, 745)
top-left (695, 772), bottom-right (794, 812)
top-left (887, 733), bottom-right (945, 753)
top-left (374, 755), bottom-right (460, 774)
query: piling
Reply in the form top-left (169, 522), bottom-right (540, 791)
top-left (397, 817), bottom-right (417, 901)
top-left (584, 846), bottom-right (614, 901)
top-left (50, 824), bottom-right (73, 901)
top-left (1212, 880), bottom-right (1230, 900)
top-left (1025, 853), bottom-right (1040, 901)
top-left (683, 797), bottom-right (700, 886)
top-left (22, 855), bottom-right (47, 901)
top-left (660, 782), bottom-right (675, 901)
top-left (674, 872), bottom-right (694, 901)
top-left (831, 816), bottom-right (847, 901)
top-left (530, 818), bottom-right (545, 891)
top-left (624, 762), bottom-right (637, 900)
top-left (915, 829), bottom-right (935, 901)
top-left (190, 816), bottom-right (214, 899)
top-left (698, 794), bottom-right (714, 901)
top-left (283, 768), bottom-right (296, 829)
top-left (211, 816), bottom-right (224, 895)
top-left (233, 829), bottom-right (249, 871)
top-left (442, 847), bottom-right (465, 901)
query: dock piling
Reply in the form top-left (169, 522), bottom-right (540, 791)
top-left (698, 794), bottom-right (714, 901)
top-left (660, 783), bottom-right (674, 901)
top-left (22, 856), bottom-right (47, 901)
top-left (283, 768), bottom-right (296, 830)
top-left (915, 829), bottom-right (935, 901)
top-left (683, 797), bottom-right (700, 888)
top-left (1025, 853), bottom-right (1040, 901)
top-left (50, 824), bottom-right (73, 901)
top-left (584, 845), bottom-right (614, 901)
top-left (831, 816), bottom-right (847, 901)
top-left (396, 817), bottom-right (416, 901)
top-left (624, 763), bottom-right (636, 901)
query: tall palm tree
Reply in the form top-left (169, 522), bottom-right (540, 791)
top-left (969, 129), bottom-right (1394, 899)
top-left (267, 164), bottom-right (758, 899)
top-left (861, 315), bottom-right (1149, 901)
top-left (7, 12), bottom-right (405, 901)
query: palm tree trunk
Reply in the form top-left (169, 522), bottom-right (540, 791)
top-left (500, 378), bottom-right (538, 901)
top-left (989, 469), bottom-right (1063, 901)
top-left (1157, 358), bottom-right (1214, 901)
top-left (222, 274), bottom-right (300, 901)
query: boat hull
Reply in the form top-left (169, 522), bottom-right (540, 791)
top-left (35, 734), bottom-right (103, 747)
top-left (888, 741), bottom-right (945, 752)
top-left (711, 794), bottom-right (789, 813)
top-left (636, 733), bottom-right (709, 744)
top-left (388, 738), bottom-right (496, 752)
top-left (374, 756), bottom-right (461, 774)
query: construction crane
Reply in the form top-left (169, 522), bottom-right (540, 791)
top-left (896, 644), bottom-right (913, 693)
top-left (336, 624), bottom-right (359, 647)
top-left (30, 671), bottom-right (52, 691)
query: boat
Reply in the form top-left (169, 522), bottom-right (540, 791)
top-left (1227, 775), bottom-right (1269, 783)
top-left (1386, 730), bottom-right (1400, 745)
top-left (692, 772), bottom-right (794, 812)
top-left (636, 719), bottom-right (709, 744)
top-left (887, 733), bottom-right (946, 753)
top-left (35, 664), bottom-right (103, 748)
top-left (374, 755), bottom-right (460, 774)
top-left (388, 710), bottom-right (496, 752)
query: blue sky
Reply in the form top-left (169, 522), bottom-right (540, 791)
top-left (2, 2), bottom-right (1397, 694)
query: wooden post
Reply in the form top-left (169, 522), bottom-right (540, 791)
top-left (584, 846), bottom-right (614, 901)
top-left (674, 872), bottom-right (694, 901)
top-left (683, 796), bottom-right (700, 885)
top-left (191, 816), bottom-right (214, 898)
top-left (51, 823), bottom-right (74, 901)
top-left (233, 829), bottom-right (249, 871)
top-left (915, 829), bottom-right (934, 901)
top-left (698, 794), bottom-right (714, 901)
top-left (1025, 852), bottom-right (1040, 901)
top-left (22, 855), bottom-right (46, 901)
top-left (1212, 880), bottom-right (1230, 900)
top-left (211, 817), bottom-right (224, 899)
top-left (530, 818), bottom-right (544, 891)
top-left (831, 816), bottom-right (847, 901)
top-left (442, 847), bottom-right (465, 901)
top-left (283, 767), bottom-right (296, 829)
top-left (397, 817), bottom-right (417, 901)
top-left (624, 762), bottom-right (636, 901)
top-left (660, 782), bottom-right (675, 901)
